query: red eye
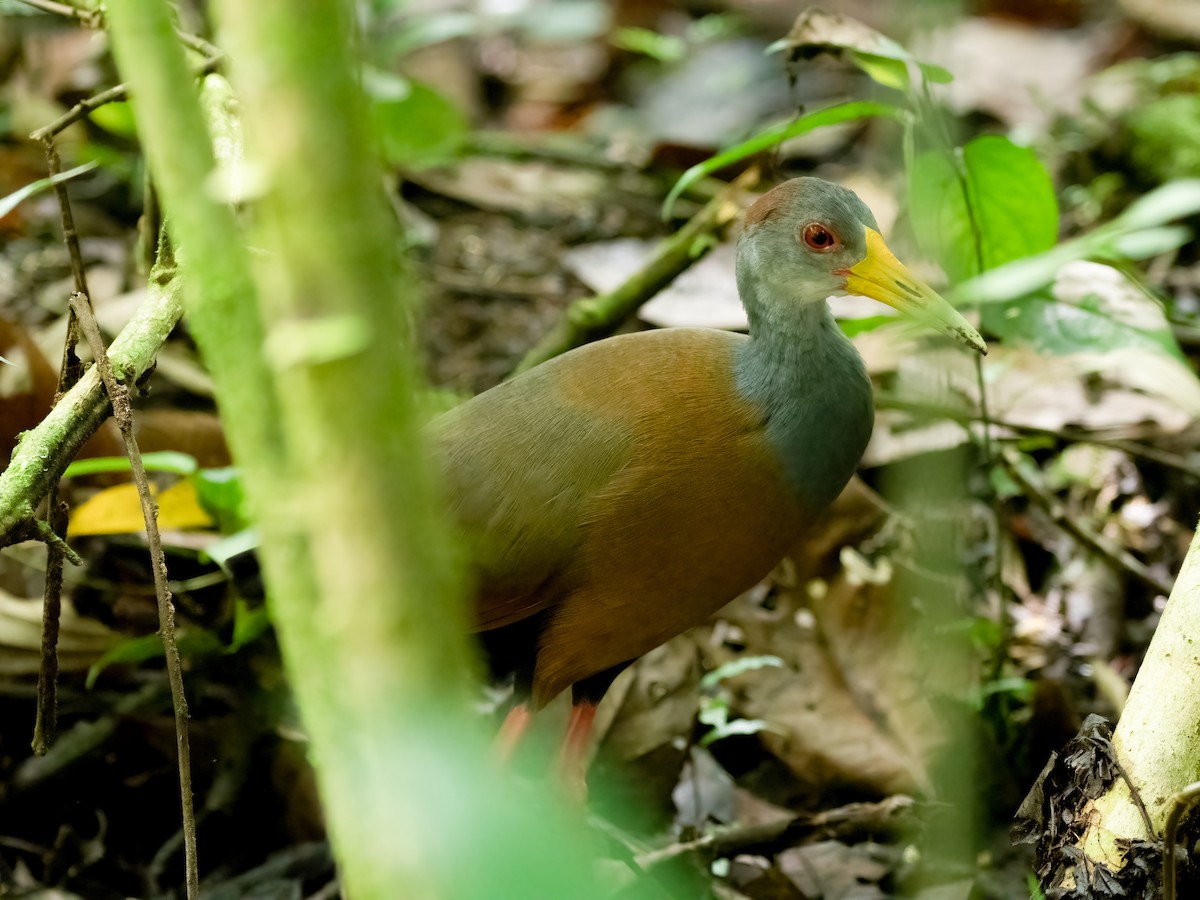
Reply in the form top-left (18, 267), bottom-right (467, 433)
top-left (803, 223), bottom-right (838, 251)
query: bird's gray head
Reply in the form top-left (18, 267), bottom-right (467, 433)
top-left (738, 178), bottom-right (879, 305)
top-left (736, 177), bottom-right (986, 354)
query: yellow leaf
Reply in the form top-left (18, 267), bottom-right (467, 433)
top-left (69, 480), bottom-right (215, 536)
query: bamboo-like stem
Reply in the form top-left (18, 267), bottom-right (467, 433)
top-left (1054, 523), bottom-right (1200, 894)
top-left (103, 0), bottom-right (614, 894)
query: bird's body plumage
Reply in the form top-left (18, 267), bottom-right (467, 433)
top-left (430, 178), bottom-right (985, 763)
top-left (435, 311), bottom-right (872, 708)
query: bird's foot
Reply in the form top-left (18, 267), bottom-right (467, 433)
top-left (494, 702), bottom-right (533, 763)
top-left (557, 701), bottom-right (598, 804)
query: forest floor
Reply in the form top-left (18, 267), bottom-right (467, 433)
top-left (2, 0), bottom-right (1200, 897)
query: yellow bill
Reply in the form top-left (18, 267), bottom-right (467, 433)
top-left (845, 228), bottom-right (987, 355)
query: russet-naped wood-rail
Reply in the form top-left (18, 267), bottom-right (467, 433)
top-left (434, 178), bottom-right (986, 788)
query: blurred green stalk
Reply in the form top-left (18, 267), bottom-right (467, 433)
top-left (104, 1), bottom-right (606, 896)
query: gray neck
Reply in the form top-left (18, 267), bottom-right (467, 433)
top-left (733, 277), bottom-right (874, 513)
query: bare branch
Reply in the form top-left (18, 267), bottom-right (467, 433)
top-left (69, 291), bottom-right (199, 898)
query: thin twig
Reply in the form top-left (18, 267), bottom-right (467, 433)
top-left (584, 816), bottom-right (687, 900)
top-left (1163, 781), bottom-right (1200, 900)
top-left (69, 293), bottom-right (199, 899)
top-left (29, 517), bottom-right (81, 563)
top-left (43, 140), bottom-right (88, 371)
top-left (30, 55), bottom-right (222, 143)
top-left (31, 500), bottom-right (67, 756)
top-left (173, 29), bottom-right (222, 60)
top-left (1110, 754), bottom-right (1156, 840)
top-left (636, 795), bottom-right (917, 869)
top-left (973, 343), bottom-right (1011, 685)
top-left (16, 0), bottom-right (220, 60)
top-left (31, 140), bottom-right (90, 756)
top-left (14, 0), bottom-right (101, 26)
top-left (1000, 447), bottom-right (1174, 597)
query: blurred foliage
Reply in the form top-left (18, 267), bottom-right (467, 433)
top-left (908, 136), bottom-right (1058, 283)
top-left (193, 466), bottom-right (249, 533)
top-left (663, 100), bottom-right (906, 216)
top-left (85, 598), bottom-right (270, 689)
top-left (64, 451), bottom-right (199, 478)
top-left (1128, 93), bottom-right (1200, 185)
top-left (1114, 55), bottom-right (1200, 185)
top-left (612, 13), bottom-right (745, 63)
top-left (0, 162), bottom-right (97, 219)
top-left (985, 275), bottom-right (1183, 359)
top-left (88, 100), bottom-right (139, 139)
top-left (371, 0), bottom-right (610, 58)
top-left (366, 70), bottom-right (468, 168)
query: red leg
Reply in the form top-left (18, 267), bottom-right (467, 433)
top-left (494, 703), bottom-right (533, 763)
top-left (558, 701), bottom-right (598, 803)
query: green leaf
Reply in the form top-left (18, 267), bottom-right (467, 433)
top-left (982, 273), bottom-right (1184, 361)
top-left (662, 100), bottom-right (907, 218)
top-left (847, 50), bottom-right (910, 91)
top-left (699, 717), bottom-right (778, 747)
top-left (192, 466), bottom-right (249, 533)
top-left (86, 629), bottom-right (224, 689)
top-left (203, 528), bottom-right (260, 567)
top-left (610, 27), bottom-right (685, 62)
top-left (1105, 225), bottom-right (1192, 259)
top-left (699, 654), bottom-right (784, 690)
top-left (849, 50), bottom-right (952, 90)
top-left (372, 79), bottom-right (468, 169)
top-left (0, 162), bottom-right (99, 221)
top-left (988, 465), bottom-right (1022, 501)
top-left (86, 601), bottom-right (270, 688)
top-left (231, 597), bottom-right (271, 650)
top-left (972, 677), bottom-right (1035, 708)
top-left (838, 314), bottom-right (897, 338)
top-left (64, 451), bottom-right (199, 479)
top-left (88, 100), bottom-right (138, 138)
top-left (1118, 179), bottom-right (1200, 229)
top-left (953, 179), bottom-right (1200, 307)
top-left (698, 695), bottom-right (729, 728)
top-left (908, 135), bottom-right (1058, 283)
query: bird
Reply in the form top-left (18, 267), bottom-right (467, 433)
top-left (431, 177), bottom-right (986, 793)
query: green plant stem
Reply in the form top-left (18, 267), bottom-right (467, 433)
top-left (105, 0), bottom-right (513, 895)
top-left (1064, 524), bottom-right (1200, 890)
top-left (209, 0), bottom-right (477, 703)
